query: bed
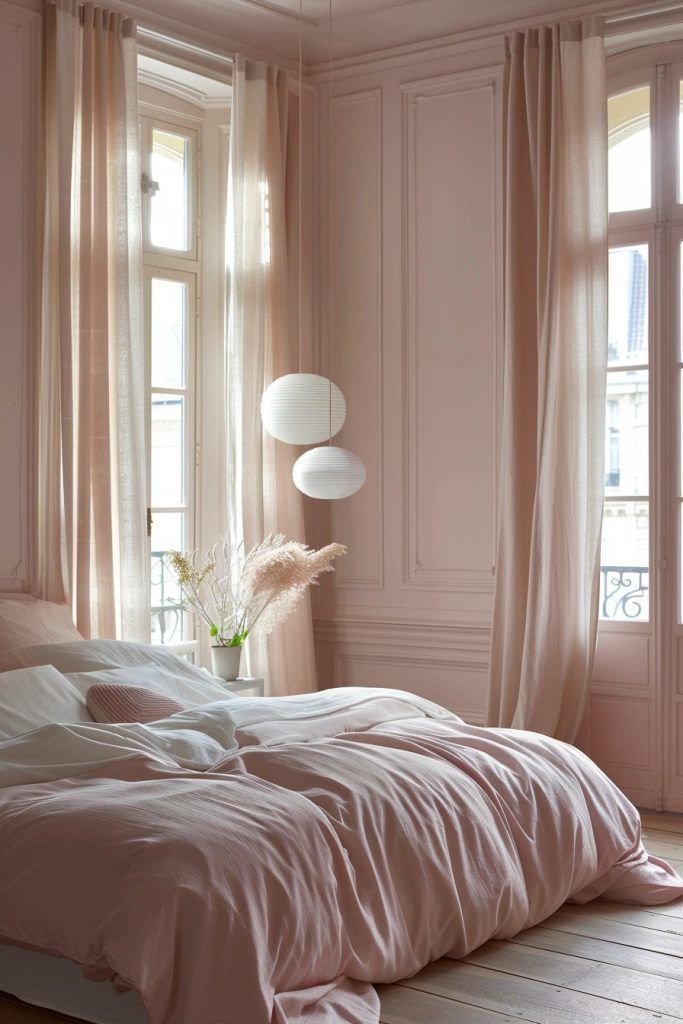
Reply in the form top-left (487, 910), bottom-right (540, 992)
top-left (0, 623), bottom-right (681, 1024)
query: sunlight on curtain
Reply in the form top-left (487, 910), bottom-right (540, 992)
top-left (225, 55), bottom-right (317, 695)
top-left (37, 0), bottom-right (148, 640)
top-left (487, 19), bottom-right (608, 742)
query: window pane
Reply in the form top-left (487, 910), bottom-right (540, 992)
top-left (151, 510), bottom-right (183, 554)
top-left (609, 244), bottom-right (648, 366)
top-left (151, 513), bottom-right (187, 645)
top-left (151, 278), bottom-right (187, 389)
top-left (151, 394), bottom-right (185, 506)
top-left (600, 501), bottom-right (649, 621)
top-left (608, 86), bottom-right (651, 213)
top-left (605, 370), bottom-right (648, 496)
top-left (150, 128), bottom-right (190, 251)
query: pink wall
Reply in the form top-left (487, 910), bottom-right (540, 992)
top-left (308, 30), bottom-right (682, 814)
top-left (310, 40), bottom-right (503, 726)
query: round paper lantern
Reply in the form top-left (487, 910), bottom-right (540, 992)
top-left (293, 446), bottom-right (366, 500)
top-left (261, 373), bottom-right (346, 445)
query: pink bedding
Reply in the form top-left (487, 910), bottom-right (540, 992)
top-left (0, 687), bottom-right (681, 1024)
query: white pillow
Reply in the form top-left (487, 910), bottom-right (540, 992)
top-left (65, 664), bottom-right (232, 709)
top-left (14, 639), bottom-right (221, 688)
top-left (0, 598), bottom-right (82, 673)
top-left (0, 665), bottom-right (92, 740)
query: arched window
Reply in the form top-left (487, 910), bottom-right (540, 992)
top-left (594, 44), bottom-right (683, 812)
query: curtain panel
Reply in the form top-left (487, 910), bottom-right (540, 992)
top-left (487, 19), bottom-right (608, 742)
top-left (37, 0), bottom-right (148, 640)
top-left (226, 55), bottom-right (317, 695)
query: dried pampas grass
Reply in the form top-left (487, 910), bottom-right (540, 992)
top-left (245, 539), bottom-right (347, 637)
top-left (166, 534), bottom-right (346, 646)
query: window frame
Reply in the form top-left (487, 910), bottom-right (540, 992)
top-left (140, 105), bottom-right (201, 656)
top-left (608, 67), bottom-right (657, 232)
top-left (602, 218), bottom-right (656, 630)
top-left (600, 53), bottom-right (683, 635)
top-left (140, 116), bottom-right (199, 262)
top-left (144, 265), bottom-right (197, 650)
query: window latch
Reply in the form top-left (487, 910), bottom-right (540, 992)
top-left (141, 172), bottom-right (160, 197)
top-left (146, 507), bottom-right (153, 538)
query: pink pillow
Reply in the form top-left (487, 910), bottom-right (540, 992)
top-left (86, 684), bottom-right (184, 724)
top-left (0, 597), bottom-right (82, 672)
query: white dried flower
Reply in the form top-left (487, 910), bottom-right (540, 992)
top-left (165, 535), bottom-right (346, 646)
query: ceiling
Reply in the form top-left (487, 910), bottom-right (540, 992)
top-left (129, 0), bottom-right (664, 66)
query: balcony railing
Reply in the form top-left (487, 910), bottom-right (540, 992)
top-left (600, 564), bottom-right (648, 620)
top-left (152, 553), bottom-right (648, 629)
top-left (151, 550), bottom-right (184, 644)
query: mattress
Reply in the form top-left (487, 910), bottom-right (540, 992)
top-left (0, 942), bottom-right (148, 1023)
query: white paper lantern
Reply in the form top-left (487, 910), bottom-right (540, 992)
top-left (261, 373), bottom-right (346, 445)
top-left (293, 446), bottom-right (366, 499)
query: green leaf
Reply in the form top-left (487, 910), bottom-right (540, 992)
top-left (209, 624), bottom-right (218, 637)
top-left (227, 630), bottom-right (248, 647)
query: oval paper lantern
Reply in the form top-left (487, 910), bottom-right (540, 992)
top-left (261, 373), bottom-right (346, 445)
top-left (293, 446), bottom-right (366, 500)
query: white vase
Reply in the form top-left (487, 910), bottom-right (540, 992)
top-left (210, 645), bottom-right (242, 682)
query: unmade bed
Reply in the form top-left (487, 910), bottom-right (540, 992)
top-left (0, 640), bottom-right (682, 1024)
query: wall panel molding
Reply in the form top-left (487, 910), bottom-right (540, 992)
top-left (312, 56), bottom-right (502, 713)
top-left (328, 87), bottom-right (385, 590)
top-left (400, 68), bottom-right (500, 594)
top-left (589, 693), bottom-right (653, 771)
top-left (331, 649), bottom-right (486, 724)
top-left (592, 631), bottom-right (651, 691)
top-left (314, 615), bottom-right (490, 721)
top-left (585, 689), bottom-right (657, 809)
top-left (314, 615), bottom-right (490, 652)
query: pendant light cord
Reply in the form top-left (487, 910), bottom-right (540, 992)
top-left (298, 0), bottom-right (303, 374)
top-left (328, 0), bottom-right (333, 446)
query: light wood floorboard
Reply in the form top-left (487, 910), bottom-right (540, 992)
top-left (1, 814), bottom-right (681, 1024)
top-left (641, 812), bottom-right (683, 835)
top-left (379, 811), bottom-right (683, 1024)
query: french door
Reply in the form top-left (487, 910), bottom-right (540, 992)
top-left (140, 113), bottom-right (199, 653)
top-left (581, 54), bottom-right (683, 812)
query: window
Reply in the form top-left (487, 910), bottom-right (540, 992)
top-left (140, 114), bottom-right (199, 647)
top-left (150, 128), bottom-right (192, 252)
top-left (606, 399), bottom-right (620, 488)
top-left (608, 84), bottom-right (651, 213)
top-left (601, 64), bottom-right (682, 634)
top-left (137, 56), bottom-right (231, 663)
top-left (601, 237), bottom-right (650, 620)
top-left (597, 54), bottom-right (683, 811)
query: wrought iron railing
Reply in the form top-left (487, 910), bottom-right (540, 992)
top-left (600, 564), bottom-right (648, 620)
top-left (152, 553), bottom-right (649, 630)
top-left (151, 550), bottom-right (184, 644)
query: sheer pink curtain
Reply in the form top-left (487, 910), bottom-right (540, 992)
top-left (487, 19), bottom-right (608, 742)
top-left (226, 55), bottom-right (317, 695)
top-left (36, 0), bottom-right (148, 640)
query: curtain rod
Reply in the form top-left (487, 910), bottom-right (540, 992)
top-left (136, 26), bottom-right (234, 65)
top-left (136, 2), bottom-right (682, 71)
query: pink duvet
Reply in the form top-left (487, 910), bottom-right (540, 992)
top-left (0, 687), bottom-right (681, 1024)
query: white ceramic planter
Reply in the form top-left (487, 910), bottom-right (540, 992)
top-left (210, 645), bottom-right (242, 682)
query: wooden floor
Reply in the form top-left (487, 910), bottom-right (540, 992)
top-left (379, 812), bottom-right (683, 1024)
top-left (1, 813), bottom-right (682, 1024)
